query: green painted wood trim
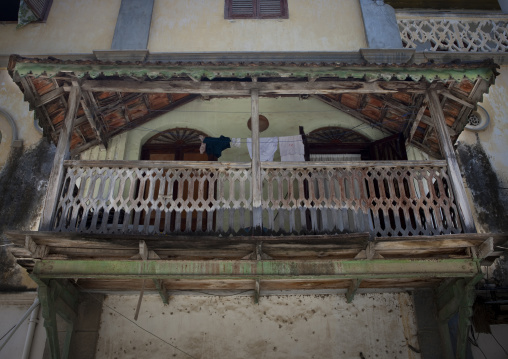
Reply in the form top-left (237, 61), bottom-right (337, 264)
top-left (13, 62), bottom-right (496, 82)
top-left (32, 258), bottom-right (480, 280)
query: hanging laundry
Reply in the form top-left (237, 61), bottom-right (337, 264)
top-left (279, 135), bottom-right (305, 162)
top-left (247, 137), bottom-right (278, 162)
top-left (199, 135), bottom-right (206, 155)
top-left (231, 138), bottom-right (242, 148)
top-left (203, 136), bottom-right (231, 158)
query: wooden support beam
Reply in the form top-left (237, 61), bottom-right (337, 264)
top-left (31, 258), bottom-right (480, 280)
top-left (439, 90), bottom-right (475, 109)
top-left (38, 283), bottom-right (61, 359)
top-left (25, 235), bottom-right (49, 259)
top-left (80, 79), bottom-right (428, 96)
top-left (476, 237), bottom-right (494, 259)
top-left (427, 90), bottom-right (475, 232)
top-left (81, 91), bottom-right (108, 148)
top-left (346, 279), bottom-right (361, 303)
top-left (406, 96), bottom-right (428, 144)
top-left (254, 279), bottom-right (260, 304)
top-left (251, 89), bottom-right (262, 233)
top-left (39, 85), bottom-right (82, 230)
top-left (313, 95), bottom-right (395, 136)
top-left (153, 279), bottom-right (169, 305)
top-left (435, 274), bottom-right (483, 359)
top-left (135, 240), bottom-right (148, 320)
top-left (19, 76), bottom-right (55, 134)
top-left (35, 87), bottom-right (66, 107)
top-left (31, 278), bottom-right (78, 359)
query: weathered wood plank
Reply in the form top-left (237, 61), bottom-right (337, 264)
top-left (251, 88), bottom-right (262, 231)
top-left (81, 80), bottom-right (430, 96)
top-left (39, 85), bottom-right (82, 230)
top-left (427, 90), bottom-right (476, 232)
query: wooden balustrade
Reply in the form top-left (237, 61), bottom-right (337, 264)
top-left (261, 161), bottom-right (462, 236)
top-left (51, 160), bottom-right (463, 237)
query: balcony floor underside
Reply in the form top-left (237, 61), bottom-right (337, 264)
top-left (7, 231), bottom-right (507, 293)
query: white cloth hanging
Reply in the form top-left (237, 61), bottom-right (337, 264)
top-left (231, 138), bottom-right (242, 148)
top-left (247, 137), bottom-right (278, 162)
top-left (279, 135), bottom-right (305, 162)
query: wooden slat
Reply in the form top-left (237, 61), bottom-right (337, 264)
top-left (39, 85), bottom-right (82, 230)
top-left (251, 88), bottom-right (262, 232)
top-left (427, 90), bottom-right (476, 232)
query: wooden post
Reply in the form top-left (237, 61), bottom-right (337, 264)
top-left (427, 90), bottom-right (475, 233)
top-left (39, 85), bottom-right (82, 231)
top-left (251, 89), bottom-right (262, 233)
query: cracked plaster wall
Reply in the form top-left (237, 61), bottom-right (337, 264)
top-left (457, 65), bottom-right (508, 233)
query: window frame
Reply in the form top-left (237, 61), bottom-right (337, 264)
top-left (225, 0), bottom-right (289, 20)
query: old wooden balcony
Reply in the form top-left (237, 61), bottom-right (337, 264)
top-left (49, 159), bottom-right (464, 238)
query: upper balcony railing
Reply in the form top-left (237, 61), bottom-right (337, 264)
top-left (396, 12), bottom-right (508, 52)
top-left (51, 160), bottom-right (463, 237)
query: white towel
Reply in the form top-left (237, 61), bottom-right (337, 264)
top-left (247, 137), bottom-right (278, 162)
top-left (231, 138), bottom-right (242, 148)
top-left (279, 135), bottom-right (305, 161)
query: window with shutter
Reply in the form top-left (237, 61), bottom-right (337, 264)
top-left (25, 0), bottom-right (53, 21)
top-left (225, 0), bottom-right (288, 19)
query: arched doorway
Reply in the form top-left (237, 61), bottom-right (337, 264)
top-left (141, 127), bottom-right (212, 161)
top-left (141, 128), bottom-right (214, 232)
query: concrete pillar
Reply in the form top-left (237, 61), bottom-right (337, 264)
top-left (359, 0), bottom-right (403, 49)
top-left (111, 0), bottom-right (154, 50)
top-left (499, 0), bottom-right (508, 13)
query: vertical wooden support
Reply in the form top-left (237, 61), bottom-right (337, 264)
top-left (31, 278), bottom-right (79, 359)
top-left (456, 275), bottom-right (482, 359)
top-left (254, 279), bottom-right (260, 304)
top-left (427, 90), bottom-right (476, 233)
top-left (251, 88), bottom-right (262, 233)
top-left (38, 283), bottom-right (61, 359)
top-left (153, 279), bottom-right (169, 305)
top-left (346, 279), bottom-right (361, 303)
top-left (40, 85), bottom-right (82, 230)
top-left (436, 274), bottom-right (483, 359)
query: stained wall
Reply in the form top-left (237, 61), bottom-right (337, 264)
top-left (96, 293), bottom-right (421, 359)
top-left (457, 65), bottom-right (508, 233)
top-left (149, 0), bottom-right (367, 52)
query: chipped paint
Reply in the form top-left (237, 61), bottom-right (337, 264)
top-left (149, 0), bottom-right (367, 52)
top-left (0, 70), bottom-right (42, 167)
top-left (0, 0), bottom-right (120, 56)
top-left (458, 65), bottom-right (508, 232)
top-left (96, 293), bottom-right (420, 359)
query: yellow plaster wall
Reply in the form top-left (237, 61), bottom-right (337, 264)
top-left (0, 70), bottom-right (43, 167)
top-left (149, 0), bottom-right (367, 52)
top-left (0, 0), bottom-right (120, 56)
top-left (458, 65), bottom-right (508, 190)
top-left (122, 97), bottom-right (385, 161)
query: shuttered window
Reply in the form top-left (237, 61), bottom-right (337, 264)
top-left (225, 0), bottom-right (288, 19)
top-left (25, 0), bottom-right (53, 21)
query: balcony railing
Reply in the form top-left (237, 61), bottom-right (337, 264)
top-left (51, 160), bottom-right (463, 237)
top-left (396, 12), bottom-right (508, 52)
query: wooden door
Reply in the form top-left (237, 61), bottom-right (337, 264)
top-left (141, 128), bottom-right (214, 232)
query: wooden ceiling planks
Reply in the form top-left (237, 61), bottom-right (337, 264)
top-left (17, 69), bottom-right (488, 158)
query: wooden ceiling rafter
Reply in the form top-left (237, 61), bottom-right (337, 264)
top-left (313, 94), bottom-right (396, 136)
top-left (12, 65), bottom-right (492, 158)
top-left (70, 93), bottom-right (200, 156)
